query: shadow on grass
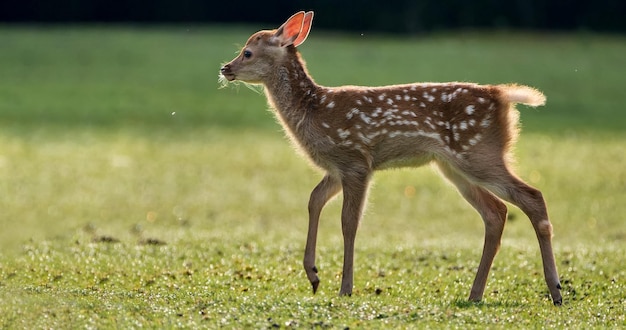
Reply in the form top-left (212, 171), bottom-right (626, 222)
top-left (452, 298), bottom-right (525, 309)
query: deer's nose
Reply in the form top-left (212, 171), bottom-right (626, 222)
top-left (220, 64), bottom-right (231, 74)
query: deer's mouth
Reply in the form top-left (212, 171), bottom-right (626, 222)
top-left (221, 73), bottom-right (236, 81)
top-left (220, 65), bottom-right (236, 81)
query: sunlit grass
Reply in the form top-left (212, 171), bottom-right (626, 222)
top-left (0, 127), bottom-right (623, 248)
top-left (0, 129), bottom-right (623, 329)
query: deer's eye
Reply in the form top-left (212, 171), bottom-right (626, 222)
top-left (243, 50), bottom-right (252, 59)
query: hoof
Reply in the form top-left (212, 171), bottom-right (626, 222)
top-left (338, 289), bottom-right (352, 297)
top-left (553, 282), bottom-right (563, 305)
top-left (311, 279), bottom-right (320, 294)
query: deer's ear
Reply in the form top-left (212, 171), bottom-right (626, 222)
top-left (273, 11), bottom-right (313, 48)
top-left (293, 11), bottom-right (314, 47)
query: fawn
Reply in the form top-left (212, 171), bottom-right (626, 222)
top-left (220, 11), bottom-right (562, 305)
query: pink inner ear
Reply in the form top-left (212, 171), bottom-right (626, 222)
top-left (293, 11), bottom-right (314, 47)
top-left (281, 12), bottom-right (305, 46)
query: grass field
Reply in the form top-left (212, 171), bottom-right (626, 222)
top-left (0, 26), bottom-right (625, 328)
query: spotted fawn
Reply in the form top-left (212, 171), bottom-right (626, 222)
top-left (220, 11), bottom-right (562, 305)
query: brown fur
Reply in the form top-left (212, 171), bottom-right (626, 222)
top-left (220, 11), bottom-right (562, 305)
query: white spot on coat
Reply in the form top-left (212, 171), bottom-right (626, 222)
top-left (372, 107), bottom-right (382, 117)
top-left (360, 112), bottom-right (373, 125)
top-left (469, 134), bottom-right (482, 146)
top-left (357, 132), bottom-right (371, 144)
top-left (346, 108), bottom-right (360, 119)
top-left (337, 128), bottom-right (351, 140)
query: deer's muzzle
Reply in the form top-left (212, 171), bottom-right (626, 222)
top-left (220, 64), bottom-right (236, 81)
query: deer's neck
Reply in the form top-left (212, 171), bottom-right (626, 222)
top-left (263, 52), bottom-right (321, 133)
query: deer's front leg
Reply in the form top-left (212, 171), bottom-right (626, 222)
top-left (304, 174), bottom-right (341, 294)
top-left (339, 170), bottom-right (371, 296)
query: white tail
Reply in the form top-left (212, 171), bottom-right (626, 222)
top-left (220, 11), bottom-right (562, 305)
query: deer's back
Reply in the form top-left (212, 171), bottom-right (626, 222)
top-left (290, 82), bottom-right (509, 172)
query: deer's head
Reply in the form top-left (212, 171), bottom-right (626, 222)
top-left (220, 11), bottom-right (313, 85)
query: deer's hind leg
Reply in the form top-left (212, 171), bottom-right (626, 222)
top-left (436, 160), bottom-right (508, 302)
top-left (450, 151), bottom-right (562, 305)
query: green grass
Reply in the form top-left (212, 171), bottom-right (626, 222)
top-left (0, 26), bottom-right (625, 328)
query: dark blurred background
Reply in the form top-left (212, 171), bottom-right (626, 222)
top-left (1, 0), bottom-right (625, 33)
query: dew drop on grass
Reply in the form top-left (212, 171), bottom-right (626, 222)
top-left (404, 185), bottom-right (416, 198)
top-left (146, 211), bottom-right (158, 222)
